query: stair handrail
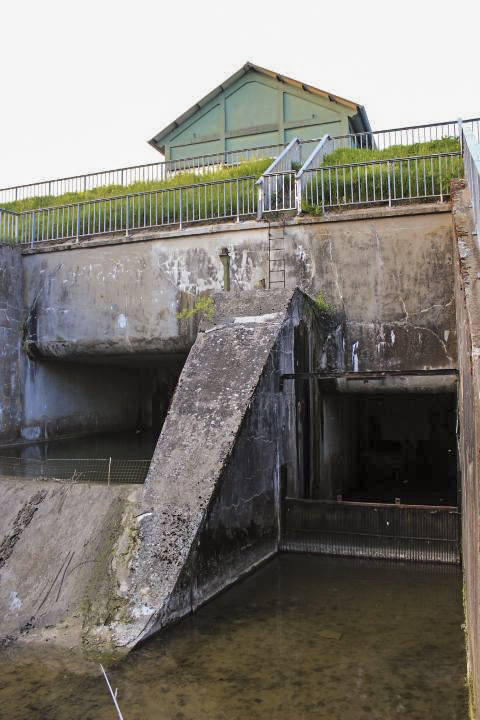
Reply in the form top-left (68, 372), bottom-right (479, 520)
top-left (295, 134), bottom-right (335, 214)
top-left (256, 137), bottom-right (301, 219)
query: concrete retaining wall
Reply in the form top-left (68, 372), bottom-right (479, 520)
top-left (0, 246), bottom-right (25, 443)
top-left (22, 206), bottom-right (456, 373)
top-left (452, 180), bottom-right (480, 717)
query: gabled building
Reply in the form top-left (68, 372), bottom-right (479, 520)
top-left (149, 62), bottom-right (371, 162)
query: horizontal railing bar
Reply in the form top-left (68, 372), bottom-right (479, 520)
top-left (9, 176), bottom-right (258, 215)
top-left (284, 497), bottom-right (458, 511)
top-left (298, 151), bottom-right (462, 173)
top-left (2, 117), bottom-right (476, 200)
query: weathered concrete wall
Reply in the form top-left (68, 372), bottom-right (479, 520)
top-left (452, 179), bottom-right (480, 717)
top-left (287, 208), bottom-right (456, 372)
top-left (20, 360), bottom-right (147, 443)
top-left (0, 246), bottom-right (25, 443)
top-left (22, 206), bottom-right (456, 373)
top-left (0, 244), bottom-right (177, 447)
top-left (0, 478), bottom-right (141, 651)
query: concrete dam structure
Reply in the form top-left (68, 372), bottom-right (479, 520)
top-left (1, 116), bottom-right (480, 715)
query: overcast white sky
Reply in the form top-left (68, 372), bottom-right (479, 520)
top-left (0, 0), bottom-right (479, 189)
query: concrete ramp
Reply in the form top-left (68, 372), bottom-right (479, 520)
top-left (112, 288), bottom-right (340, 649)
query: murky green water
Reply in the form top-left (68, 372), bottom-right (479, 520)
top-left (0, 555), bottom-right (467, 719)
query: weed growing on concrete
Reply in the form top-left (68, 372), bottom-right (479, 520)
top-left (177, 295), bottom-right (214, 322)
top-left (314, 292), bottom-right (334, 314)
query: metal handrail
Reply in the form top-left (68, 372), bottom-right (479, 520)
top-left (2, 116), bottom-right (477, 206)
top-left (256, 137), bottom-right (301, 218)
top-left (462, 128), bottom-right (480, 244)
top-left (297, 151), bottom-right (463, 212)
top-left (11, 174), bottom-right (259, 244)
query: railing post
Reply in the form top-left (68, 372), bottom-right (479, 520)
top-left (31, 211), bottom-right (36, 248)
top-left (295, 176), bottom-right (303, 215)
top-left (179, 188), bottom-right (183, 229)
top-left (457, 118), bottom-right (463, 154)
top-left (76, 204), bottom-right (81, 239)
top-left (257, 179), bottom-right (264, 220)
top-left (236, 179), bottom-right (240, 222)
top-left (125, 196), bottom-right (129, 236)
top-left (387, 161), bottom-right (392, 207)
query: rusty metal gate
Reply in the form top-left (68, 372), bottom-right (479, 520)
top-left (280, 498), bottom-right (460, 564)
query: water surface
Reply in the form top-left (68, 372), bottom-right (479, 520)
top-left (0, 555), bottom-right (467, 719)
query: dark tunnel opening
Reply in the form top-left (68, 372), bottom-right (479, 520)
top-left (299, 387), bottom-right (458, 508)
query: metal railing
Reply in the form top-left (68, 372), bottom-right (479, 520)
top-left (0, 456), bottom-right (150, 484)
top-left (296, 134), bottom-right (335, 213)
top-left (13, 175), bottom-right (257, 244)
top-left (261, 171), bottom-right (297, 213)
top-left (0, 208), bottom-right (19, 243)
top-left (1, 117), bottom-right (478, 209)
top-left (281, 498), bottom-right (460, 563)
top-left (462, 128), bottom-right (480, 243)
top-left (298, 152), bottom-right (463, 213)
top-left (0, 143), bottom-right (283, 205)
top-left (256, 137), bottom-right (301, 218)
top-left (313, 116), bottom-right (480, 153)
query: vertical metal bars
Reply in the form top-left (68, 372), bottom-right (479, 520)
top-left (462, 129), bottom-right (480, 245)
top-left (299, 152), bottom-right (462, 212)
top-left (7, 176), bottom-right (258, 245)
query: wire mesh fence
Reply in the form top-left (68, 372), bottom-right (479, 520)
top-left (0, 456), bottom-right (150, 484)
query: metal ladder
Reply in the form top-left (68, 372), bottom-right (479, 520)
top-left (268, 221), bottom-right (286, 288)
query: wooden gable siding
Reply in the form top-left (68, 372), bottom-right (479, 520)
top-left (163, 70), bottom-right (354, 162)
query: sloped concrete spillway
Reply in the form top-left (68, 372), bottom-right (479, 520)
top-left (0, 288), bottom-right (343, 653)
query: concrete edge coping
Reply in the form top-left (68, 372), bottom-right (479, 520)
top-left (20, 201), bottom-right (452, 256)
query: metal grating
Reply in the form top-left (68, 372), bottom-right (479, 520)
top-left (281, 498), bottom-right (460, 564)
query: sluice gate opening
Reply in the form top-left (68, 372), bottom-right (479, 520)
top-left (283, 370), bottom-right (460, 563)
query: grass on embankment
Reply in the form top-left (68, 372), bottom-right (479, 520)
top-left (320, 136), bottom-right (460, 166)
top-left (4, 158), bottom-right (273, 214)
top-left (300, 137), bottom-right (463, 212)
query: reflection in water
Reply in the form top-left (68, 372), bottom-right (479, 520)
top-left (0, 555), bottom-right (467, 720)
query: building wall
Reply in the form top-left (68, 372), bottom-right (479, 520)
top-left (160, 69), bottom-right (355, 161)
